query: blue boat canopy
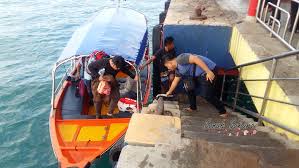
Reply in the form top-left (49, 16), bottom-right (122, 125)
top-left (57, 8), bottom-right (148, 65)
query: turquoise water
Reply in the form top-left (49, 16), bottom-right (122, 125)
top-left (0, 0), bottom-right (164, 167)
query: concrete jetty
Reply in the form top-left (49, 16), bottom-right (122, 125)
top-left (164, 0), bottom-right (299, 140)
top-left (117, 100), bottom-right (299, 168)
top-left (117, 0), bottom-right (299, 167)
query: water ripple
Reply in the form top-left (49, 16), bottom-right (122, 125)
top-left (0, 0), bottom-right (164, 167)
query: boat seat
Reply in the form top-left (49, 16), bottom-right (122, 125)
top-left (61, 83), bottom-right (90, 119)
top-left (62, 114), bottom-right (95, 119)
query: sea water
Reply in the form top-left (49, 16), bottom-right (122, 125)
top-left (0, 0), bottom-right (164, 167)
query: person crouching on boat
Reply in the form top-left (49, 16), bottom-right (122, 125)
top-left (163, 53), bottom-right (228, 118)
top-left (88, 56), bottom-right (138, 118)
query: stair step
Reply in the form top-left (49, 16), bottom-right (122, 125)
top-left (181, 113), bottom-right (220, 118)
top-left (164, 101), bottom-right (179, 105)
top-left (182, 130), bottom-right (284, 148)
top-left (181, 117), bottom-right (256, 130)
top-left (181, 115), bottom-right (245, 121)
top-left (182, 125), bottom-right (266, 137)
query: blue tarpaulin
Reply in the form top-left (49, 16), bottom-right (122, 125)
top-left (58, 7), bottom-right (148, 65)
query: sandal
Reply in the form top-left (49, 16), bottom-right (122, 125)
top-left (106, 113), bottom-right (114, 118)
top-left (184, 107), bottom-right (196, 112)
top-left (219, 113), bottom-right (229, 118)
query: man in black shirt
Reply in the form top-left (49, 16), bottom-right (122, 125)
top-left (139, 36), bottom-right (176, 97)
top-left (88, 56), bottom-right (137, 118)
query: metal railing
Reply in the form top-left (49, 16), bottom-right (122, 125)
top-left (51, 55), bottom-right (144, 116)
top-left (256, 0), bottom-right (299, 50)
top-left (220, 50), bottom-right (299, 136)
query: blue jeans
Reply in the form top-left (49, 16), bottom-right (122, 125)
top-left (184, 69), bottom-right (226, 114)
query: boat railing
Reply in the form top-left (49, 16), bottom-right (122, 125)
top-left (51, 55), bottom-right (143, 115)
top-left (256, 0), bottom-right (299, 51)
top-left (51, 55), bottom-right (88, 110)
top-left (54, 66), bottom-right (72, 95)
top-left (220, 50), bottom-right (299, 136)
top-left (124, 60), bottom-right (143, 112)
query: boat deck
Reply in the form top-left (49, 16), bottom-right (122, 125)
top-left (53, 118), bottom-right (130, 167)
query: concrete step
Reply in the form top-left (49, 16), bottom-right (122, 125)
top-left (178, 103), bottom-right (296, 150)
top-left (182, 125), bottom-right (264, 137)
top-left (181, 111), bottom-right (220, 117)
top-left (124, 113), bottom-right (181, 146)
top-left (164, 100), bottom-right (179, 105)
top-left (182, 130), bottom-right (285, 148)
top-left (117, 139), bottom-right (299, 168)
top-left (181, 116), bottom-right (256, 130)
top-left (181, 115), bottom-right (247, 121)
top-left (181, 110), bottom-right (257, 122)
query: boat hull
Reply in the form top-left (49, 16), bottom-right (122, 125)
top-left (50, 7), bottom-right (150, 167)
top-left (50, 112), bottom-right (130, 167)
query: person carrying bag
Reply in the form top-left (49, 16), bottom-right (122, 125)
top-left (163, 53), bottom-right (228, 118)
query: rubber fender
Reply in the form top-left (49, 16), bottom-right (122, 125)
top-left (152, 24), bottom-right (162, 55)
top-left (155, 96), bottom-right (164, 115)
top-left (109, 137), bottom-right (125, 166)
top-left (159, 11), bottom-right (166, 24)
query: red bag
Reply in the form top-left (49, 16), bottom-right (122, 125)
top-left (90, 50), bottom-right (109, 60)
